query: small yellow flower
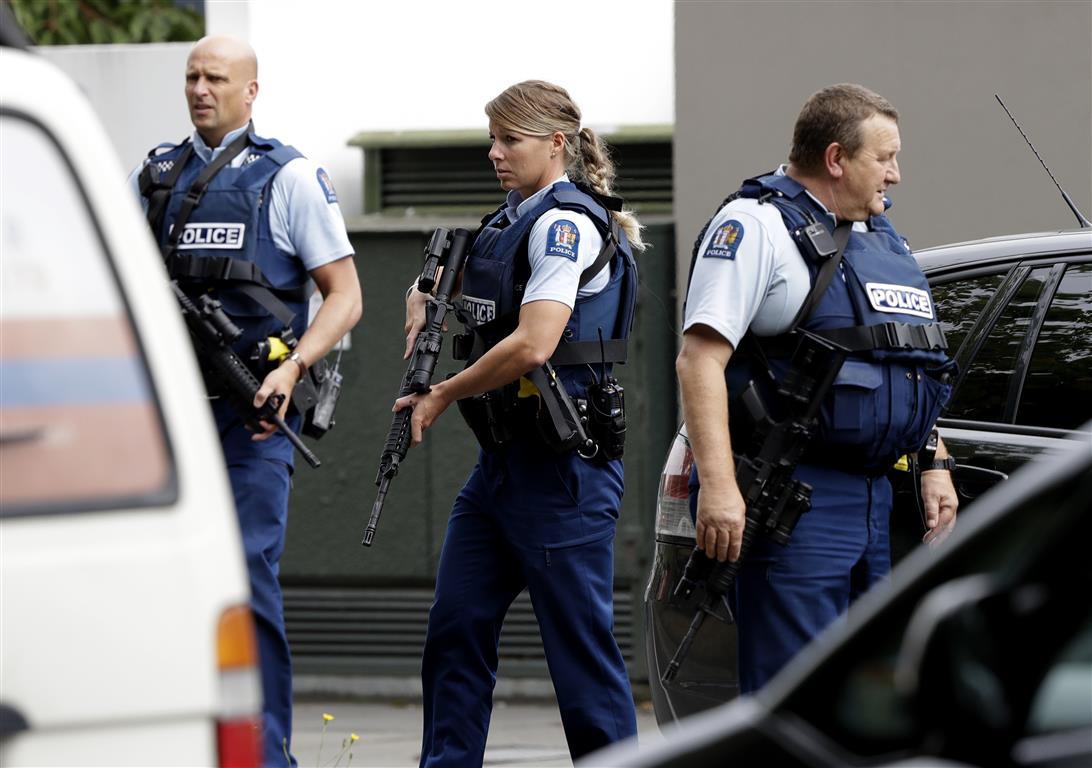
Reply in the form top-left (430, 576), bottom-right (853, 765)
top-left (323, 712), bottom-right (335, 722)
top-left (350, 733), bottom-right (359, 742)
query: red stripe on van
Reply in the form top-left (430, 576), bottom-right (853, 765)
top-left (0, 317), bottom-right (138, 359)
top-left (0, 403), bottom-right (170, 507)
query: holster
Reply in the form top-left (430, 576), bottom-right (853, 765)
top-left (297, 357), bottom-right (342, 439)
top-left (525, 364), bottom-right (594, 456)
top-left (456, 383), bottom-right (518, 452)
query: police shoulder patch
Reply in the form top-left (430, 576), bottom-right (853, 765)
top-left (316, 168), bottom-right (338, 204)
top-left (545, 219), bottom-right (580, 262)
top-left (703, 219), bottom-right (745, 260)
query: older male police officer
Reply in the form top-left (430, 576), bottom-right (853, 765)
top-left (677, 84), bottom-right (958, 693)
top-left (129, 35), bottom-right (362, 764)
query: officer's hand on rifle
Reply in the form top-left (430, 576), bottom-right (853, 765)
top-left (250, 360), bottom-right (299, 441)
top-left (404, 283), bottom-right (449, 361)
top-left (393, 383), bottom-right (451, 447)
top-left (695, 479), bottom-right (748, 563)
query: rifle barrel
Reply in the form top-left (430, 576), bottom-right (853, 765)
top-left (662, 607), bottom-right (708, 684)
top-left (363, 478), bottom-right (391, 547)
top-left (271, 413), bottom-right (321, 468)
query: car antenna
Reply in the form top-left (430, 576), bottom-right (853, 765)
top-left (995, 94), bottom-right (1091, 229)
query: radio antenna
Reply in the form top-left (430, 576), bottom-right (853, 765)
top-left (995, 94), bottom-right (1091, 229)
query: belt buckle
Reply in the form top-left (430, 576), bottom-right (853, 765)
top-left (884, 323), bottom-right (913, 349)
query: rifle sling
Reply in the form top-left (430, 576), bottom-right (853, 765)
top-left (157, 125), bottom-right (308, 328)
top-left (166, 127), bottom-right (252, 250)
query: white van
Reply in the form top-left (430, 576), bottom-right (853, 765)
top-left (0, 28), bottom-right (262, 768)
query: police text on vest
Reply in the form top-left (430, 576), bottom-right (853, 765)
top-left (173, 223), bottom-right (246, 250)
top-left (865, 282), bottom-right (933, 319)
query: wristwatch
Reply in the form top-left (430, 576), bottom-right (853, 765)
top-left (287, 351), bottom-right (308, 378)
top-left (925, 456), bottom-right (957, 472)
top-left (920, 427), bottom-right (940, 466)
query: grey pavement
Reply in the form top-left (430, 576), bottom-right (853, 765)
top-left (291, 697), bottom-right (662, 768)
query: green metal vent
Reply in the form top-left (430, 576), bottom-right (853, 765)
top-left (284, 584), bottom-right (636, 679)
top-left (349, 126), bottom-right (673, 216)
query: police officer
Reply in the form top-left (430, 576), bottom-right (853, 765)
top-left (128, 35), bottom-right (362, 766)
top-left (399, 80), bottom-right (642, 766)
top-left (677, 83), bottom-right (958, 694)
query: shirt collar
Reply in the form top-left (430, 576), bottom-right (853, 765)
top-left (505, 174), bottom-right (569, 223)
top-left (191, 123), bottom-right (251, 165)
top-left (775, 164), bottom-right (866, 230)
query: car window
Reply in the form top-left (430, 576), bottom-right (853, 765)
top-left (1017, 263), bottom-right (1092, 430)
top-left (944, 267), bottom-right (1055, 423)
top-left (932, 273), bottom-right (1005, 358)
top-left (0, 113), bottom-right (172, 516)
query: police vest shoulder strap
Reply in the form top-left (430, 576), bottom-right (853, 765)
top-left (511, 199), bottom-right (615, 300)
top-left (578, 219), bottom-right (619, 289)
top-left (569, 182), bottom-right (624, 212)
top-left (159, 125), bottom-right (307, 328)
top-left (547, 220), bottom-right (627, 367)
top-left (141, 140), bottom-right (194, 236)
top-left (788, 221), bottom-right (851, 330)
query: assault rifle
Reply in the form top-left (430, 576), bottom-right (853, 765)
top-left (662, 330), bottom-right (847, 684)
top-left (172, 281), bottom-right (320, 469)
top-left (363, 227), bottom-right (472, 547)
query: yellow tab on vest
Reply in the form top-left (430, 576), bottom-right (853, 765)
top-left (265, 336), bottom-right (291, 361)
top-left (518, 376), bottom-right (540, 399)
top-left (892, 454), bottom-right (910, 472)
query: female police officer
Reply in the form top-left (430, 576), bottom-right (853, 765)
top-left (397, 80), bottom-right (643, 766)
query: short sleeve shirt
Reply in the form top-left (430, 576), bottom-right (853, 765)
top-left (127, 124), bottom-right (353, 273)
top-left (505, 175), bottom-right (609, 309)
top-left (683, 167), bottom-right (864, 347)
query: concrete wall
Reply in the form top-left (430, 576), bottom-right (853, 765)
top-left (35, 42), bottom-right (191, 175)
top-left (37, 0), bottom-right (675, 216)
top-left (674, 0), bottom-right (1092, 292)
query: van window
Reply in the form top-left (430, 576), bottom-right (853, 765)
top-left (0, 113), bottom-right (172, 516)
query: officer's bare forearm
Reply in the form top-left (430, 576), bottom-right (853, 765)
top-left (292, 257), bottom-right (362, 371)
top-left (677, 328), bottom-right (736, 493)
top-left (431, 299), bottom-right (570, 405)
top-left (935, 434), bottom-right (950, 460)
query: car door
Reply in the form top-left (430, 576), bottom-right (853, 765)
top-left (932, 253), bottom-right (1092, 500)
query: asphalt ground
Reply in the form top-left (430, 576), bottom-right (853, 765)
top-left (291, 697), bottom-right (662, 768)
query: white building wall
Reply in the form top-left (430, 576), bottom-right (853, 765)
top-left (38, 0), bottom-right (675, 217)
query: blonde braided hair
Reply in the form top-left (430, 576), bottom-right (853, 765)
top-left (485, 80), bottom-right (646, 251)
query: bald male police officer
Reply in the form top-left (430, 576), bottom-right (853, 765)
top-left (677, 83), bottom-right (958, 693)
top-left (129, 35), bottom-right (362, 766)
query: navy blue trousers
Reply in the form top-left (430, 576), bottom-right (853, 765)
top-left (216, 401), bottom-right (296, 768)
top-left (420, 440), bottom-right (637, 767)
top-left (691, 462), bottom-right (891, 693)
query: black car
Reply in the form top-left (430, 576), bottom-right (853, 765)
top-left (591, 430), bottom-right (1092, 768)
top-left (645, 228), bottom-right (1092, 724)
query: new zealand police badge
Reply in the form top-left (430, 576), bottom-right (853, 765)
top-left (703, 219), bottom-right (745, 260)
